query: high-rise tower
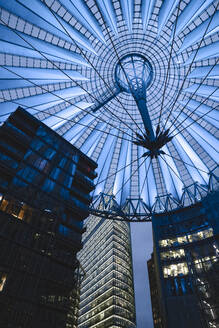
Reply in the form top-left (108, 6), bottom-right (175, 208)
top-left (78, 216), bottom-right (136, 327)
top-left (148, 190), bottom-right (219, 328)
top-left (0, 108), bottom-right (97, 327)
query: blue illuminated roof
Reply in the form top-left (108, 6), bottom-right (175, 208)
top-left (0, 0), bottom-right (218, 211)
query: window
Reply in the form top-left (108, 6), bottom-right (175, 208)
top-left (59, 157), bottom-right (67, 169)
top-left (194, 256), bottom-right (218, 272)
top-left (0, 198), bottom-right (9, 212)
top-left (2, 199), bottom-right (21, 218)
top-left (163, 262), bottom-right (189, 278)
top-left (34, 157), bottom-right (49, 171)
top-left (188, 229), bottom-right (214, 242)
top-left (177, 236), bottom-right (187, 244)
top-left (44, 147), bottom-right (56, 160)
top-left (0, 197), bottom-right (34, 222)
top-left (159, 238), bottom-right (173, 247)
top-left (31, 138), bottom-right (44, 151)
top-left (12, 177), bottom-right (27, 188)
top-left (50, 168), bottom-right (61, 180)
top-left (166, 276), bottom-right (193, 296)
top-left (0, 273), bottom-right (7, 292)
top-left (0, 153), bottom-right (18, 168)
top-left (17, 166), bottom-right (38, 183)
top-left (161, 249), bottom-right (185, 260)
top-left (159, 228), bottom-right (214, 248)
top-left (42, 179), bottom-right (55, 192)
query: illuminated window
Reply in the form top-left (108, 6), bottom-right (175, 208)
top-left (177, 236), bottom-right (187, 244)
top-left (0, 273), bottom-right (7, 292)
top-left (194, 256), bottom-right (218, 272)
top-left (159, 228), bottom-right (214, 248)
top-left (159, 238), bottom-right (175, 247)
top-left (161, 249), bottom-right (185, 260)
top-left (99, 313), bottom-right (104, 320)
top-left (0, 198), bottom-right (9, 212)
top-left (17, 204), bottom-right (26, 220)
top-left (163, 262), bottom-right (189, 278)
top-left (187, 228), bottom-right (213, 242)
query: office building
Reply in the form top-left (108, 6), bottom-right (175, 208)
top-left (148, 190), bottom-right (219, 328)
top-left (0, 107), bottom-right (97, 327)
top-left (78, 217), bottom-right (136, 327)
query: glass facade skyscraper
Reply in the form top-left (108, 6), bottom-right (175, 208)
top-left (149, 190), bottom-right (219, 328)
top-left (78, 217), bottom-right (136, 327)
top-left (0, 107), bottom-right (97, 327)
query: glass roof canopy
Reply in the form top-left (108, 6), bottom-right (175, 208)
top-left (0, 0), bottom-right (218, 215)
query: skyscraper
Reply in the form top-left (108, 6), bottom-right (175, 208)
top-left (78, 217), bottom-right (136, 327)
top-left (0, 107), bottom-right (97, 327)
top-left (148, 190), bottom-right (219, 328)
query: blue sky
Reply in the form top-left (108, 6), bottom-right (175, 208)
top-left (131, 222), bottom-right (153, 327)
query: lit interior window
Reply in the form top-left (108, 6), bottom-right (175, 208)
top-left (194, 256), bottom-right (218, 272)
top-left (159, 228), bottom-right (214, 248)
top-left (177, 236), bottom-right (187, 244)
top-left (0, 273), bottom-right (7, 292)
top-left (213, 243), bottom-right (219, 256)
top-left (163, 262), bottom-right (189, 278)
top-left (161, 249), bottom-right (185, 260)
top-left (188, 228), bottom-right (214, 242)
top-left (17, 204), bottom-right (28, 220)
top-left (0, 199), bottom-right (9, 212)
top-left (159, 239), bottom-right (176, 247)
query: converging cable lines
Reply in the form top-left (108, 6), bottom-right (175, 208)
top-left (163, 153), bottom-right (209, 174)
top-left (93, 0), bottom-right (146, 135)
top-left (112, 156), bottom-right (148, 198)
top-left (158, 0), bottom-right (182, 127)
top-left (0, 16), bottom-right (139, 140)
top-left (42, 0), bottom-right (143, 136)
top-left (0, 95), bottom-right (132, 142)
top-left (171, 86), bottom-right (219, 137)
top-left (168, 57), bottom-right (219, 131)
top-left (95, 158), bottom-right (139, 186)
top-left (0, 64), bottom-right (134, 140)
top-left (162, 2), bottom-right (219, 132)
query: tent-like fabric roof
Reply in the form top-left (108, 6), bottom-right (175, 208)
top-left (0, 0), bottom-right (218, 212)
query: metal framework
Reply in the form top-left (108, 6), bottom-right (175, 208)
top-left (115, 53), bottom-right (155, 137)
top-left (0, 0), bottom-right (218, 217)
top-left (89, 166), bottom-right (219, 222)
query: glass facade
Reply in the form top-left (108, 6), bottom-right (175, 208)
top-left (78, 217), bottom-right (136, 327)
top-left (0, 108), bottom-right (97, 327)
top-left (150, 191), bottom-right (219, 328)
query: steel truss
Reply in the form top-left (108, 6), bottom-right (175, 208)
top-left (89, 166), bottom-right (219, 222)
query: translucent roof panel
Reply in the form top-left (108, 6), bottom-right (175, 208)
top-left (0, 0), bottom-right (218, 211)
